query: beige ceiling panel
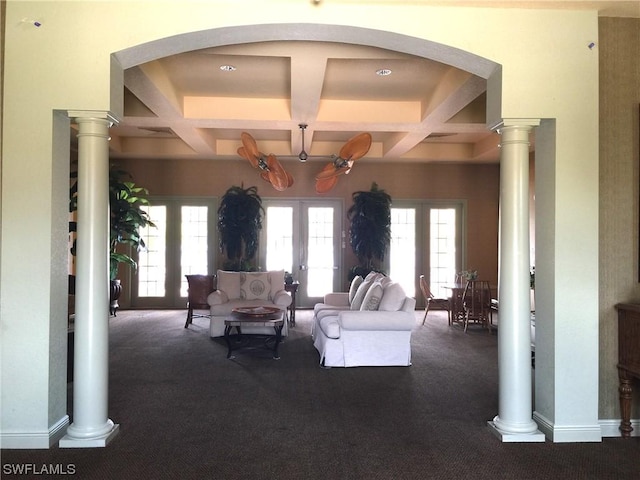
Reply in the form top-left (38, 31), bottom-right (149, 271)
top-left (183, 97), bottom-right (291, 120)
top-left (317, 100), bottom-right (421, 123)
top-left (121, 137), bottom-right (195, 157)
top-left (403, 142), bottom-right (476, 161)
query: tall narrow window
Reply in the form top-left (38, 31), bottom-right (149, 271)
top-left (180, 206), bottom-right (209, 296)
top-left (266, 206), bottom-right (293, 272)
top-left (137, 205), bottom-right (167, 297)
top-left (390, 208), bottom-right (416, 297)
top-left (307, 207), bottom-right (334, 297)
top-left (430, 208), bottom-right (457, 298)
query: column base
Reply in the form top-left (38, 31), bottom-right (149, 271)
top-left (59, 423), bottom-right (119, 448)
top-left (488, 420), bottom-right (546, 442)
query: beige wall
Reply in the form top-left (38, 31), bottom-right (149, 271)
top-left (0, 1), bottom-right (605, 444)
top-left (117, 157), bottom-right (500, 294)
top-left (599, 17), bottom-right (640, 420)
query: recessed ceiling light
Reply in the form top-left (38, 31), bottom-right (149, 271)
top-left (376, 68), bottom-right (392, 76)
top-left (220, 65), bottom-right (236, 72)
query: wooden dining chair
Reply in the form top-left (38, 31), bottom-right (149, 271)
top-left (420, 275), bottom-right (451, 325)
top-left (461, 280), bottom-right (492, 333)
top-left (184, 274), bottom-right (215, 328)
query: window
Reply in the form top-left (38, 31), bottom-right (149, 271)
top-left (306, 207), bottom-right (334, 297)
top-left (265, 206), bottom-right (294, 272)
top-left (390, 208), bottom-right (416, 297)
top-left (138, 205), bottom-right (167, 297)
top-left (180, 206), bottom-right (209, 297)
top-left (429, 208), bottom-right (457, 298)
top-left (133, 198), bottom-right (215, 307)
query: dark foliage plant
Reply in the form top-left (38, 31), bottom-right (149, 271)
top-left (108, 167), bottom-right (156, 280)
top-left (347, 182), bottom-right (392, 278)
top-left (69, 165), bottom-right (156, 280)
top-left (217, 185), bottom-right (264, 271)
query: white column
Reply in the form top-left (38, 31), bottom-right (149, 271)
top-left (60, 113), bottom-right (119, 448)
top-left (488, 123), bottom-right (545, 442)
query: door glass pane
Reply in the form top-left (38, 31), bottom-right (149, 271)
top-left (266, 206), bottom-right (293, 272)
top-left (180, 206), bottom-right (209, 297)
top-left (307, 207), bottom-right (334, 297)
top-left (138, 205), bottom-right (167, 297)
top-left (430, 208), bottom-right (457, 298)
top-left (390, 208), bottom-right (416, 297)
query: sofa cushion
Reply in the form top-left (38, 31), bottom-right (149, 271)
top-left (267, 270), bottom-right (285, 299)
top-left (361, 281), bottom-right (384, 311)
top-left (379, 282), bottom-right (407, 312)
top-left (216, 270), bottom-right (241, 299)
top-left (348, 276), bottom-right (363, 304)
top-left (318, 316), bottom-right (341, 339)
top-left (350, 272), bottom-right (382, 310)
top-left (240, 272), bottom-right (271, 300)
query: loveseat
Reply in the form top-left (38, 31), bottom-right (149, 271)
top-left (312, 272), bottom-right (416, 367)
top-left (207, 270), bottom-right (292, 337)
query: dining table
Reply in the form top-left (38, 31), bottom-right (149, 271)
top-left (443, 282), bottom-right (497, 325)
top-left (443, 283), bottom-right (468, 323)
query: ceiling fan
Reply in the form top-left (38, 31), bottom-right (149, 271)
top-left (237, 132), bottom-right (294, 191)
top-left (314, 131), bottom-right (372, 194)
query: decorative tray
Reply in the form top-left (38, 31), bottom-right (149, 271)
top-left (232, 306), bottom-right (281, 318)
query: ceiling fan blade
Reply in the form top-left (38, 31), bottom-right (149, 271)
top-left (315, 175), bottom-right (339, 194)
top-left (266, 154), bottom-right (290, 190)
top-left (315, 162), bottom-right (339, 180)
top-left (316, 163), bottom-right (349, 180)
top-left (237, 146), bottom-right (259, 168)
top-left (286, 171), bottom-right (294, 187)
top-left (339, 132), bottom-right (372, 161)
top-left (260, 171), bottom-right (270, 182)
top-left (240, 131), bottom-right (261, 160)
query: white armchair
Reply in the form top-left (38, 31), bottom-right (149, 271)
top-left (207, 270), bottom-right (292, 337)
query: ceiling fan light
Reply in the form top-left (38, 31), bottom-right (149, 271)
top-left (298, 123), bottom-right (308, 162)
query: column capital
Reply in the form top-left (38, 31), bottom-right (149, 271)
top-left (68, 110), bottom-right (120, 127)
top-left (489, 118), bottom-right (540, 132)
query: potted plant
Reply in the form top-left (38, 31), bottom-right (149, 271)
top-left (217, 184), bottom-right (264, 271)
top-left (109, 166), bottom-right (156, 278)
top-left (69, 165), bottom-right (156, 315)
top-left (347, 182), bottom-right (392, 280)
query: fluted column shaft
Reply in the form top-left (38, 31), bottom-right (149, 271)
top-left (59, 113), bottom-right (119, 448)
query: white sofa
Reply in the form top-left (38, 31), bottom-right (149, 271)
top-left (312, 273), bottom-right (416, 367)
top-left (207, 270), bottom-right (292, 337)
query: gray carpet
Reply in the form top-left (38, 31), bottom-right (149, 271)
top-left (2, 309), bottom-right (638, 479)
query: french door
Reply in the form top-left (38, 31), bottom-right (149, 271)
top-left (131, 197), bottom-right (217, 308)
top-left (386, 201), bottom-right (463, 303)
top-left (260, 199), bottom-right (343, 308)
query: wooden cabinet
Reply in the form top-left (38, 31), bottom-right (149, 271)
top-left (615, 303), bottom-right (640, 438)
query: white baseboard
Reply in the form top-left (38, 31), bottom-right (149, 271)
top-left (533, 411), bottom-right (602, 442)
top-left (599, 419), bottom-right (640, 438)
top-left (0, 415), bottom-right (69, 449)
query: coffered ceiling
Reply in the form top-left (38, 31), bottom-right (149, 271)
top-left (105, 1), bottom-right (638, 166)
top-left (113, 41), bottom-right (494, 165)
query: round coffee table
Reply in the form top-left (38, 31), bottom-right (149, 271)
top-left (224, 307), bottom-right (285, 359)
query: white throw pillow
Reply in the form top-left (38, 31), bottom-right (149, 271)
top-left (350, 276), bottom-right (375, 310)
top-left (240, 272), bottom-right (270, 300)
top-left (351, 273), bottom-right (383, 310)
top-left (360, 281), bottom-right (384, 311)
top-left (348, 276), bottom-right (363, 304)
top-left (267, 270), bottom-right (285, 300)
top-left (379, 282), bottom-right (407, 312)
top-left (216, 270), bottom-right (241, 299)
